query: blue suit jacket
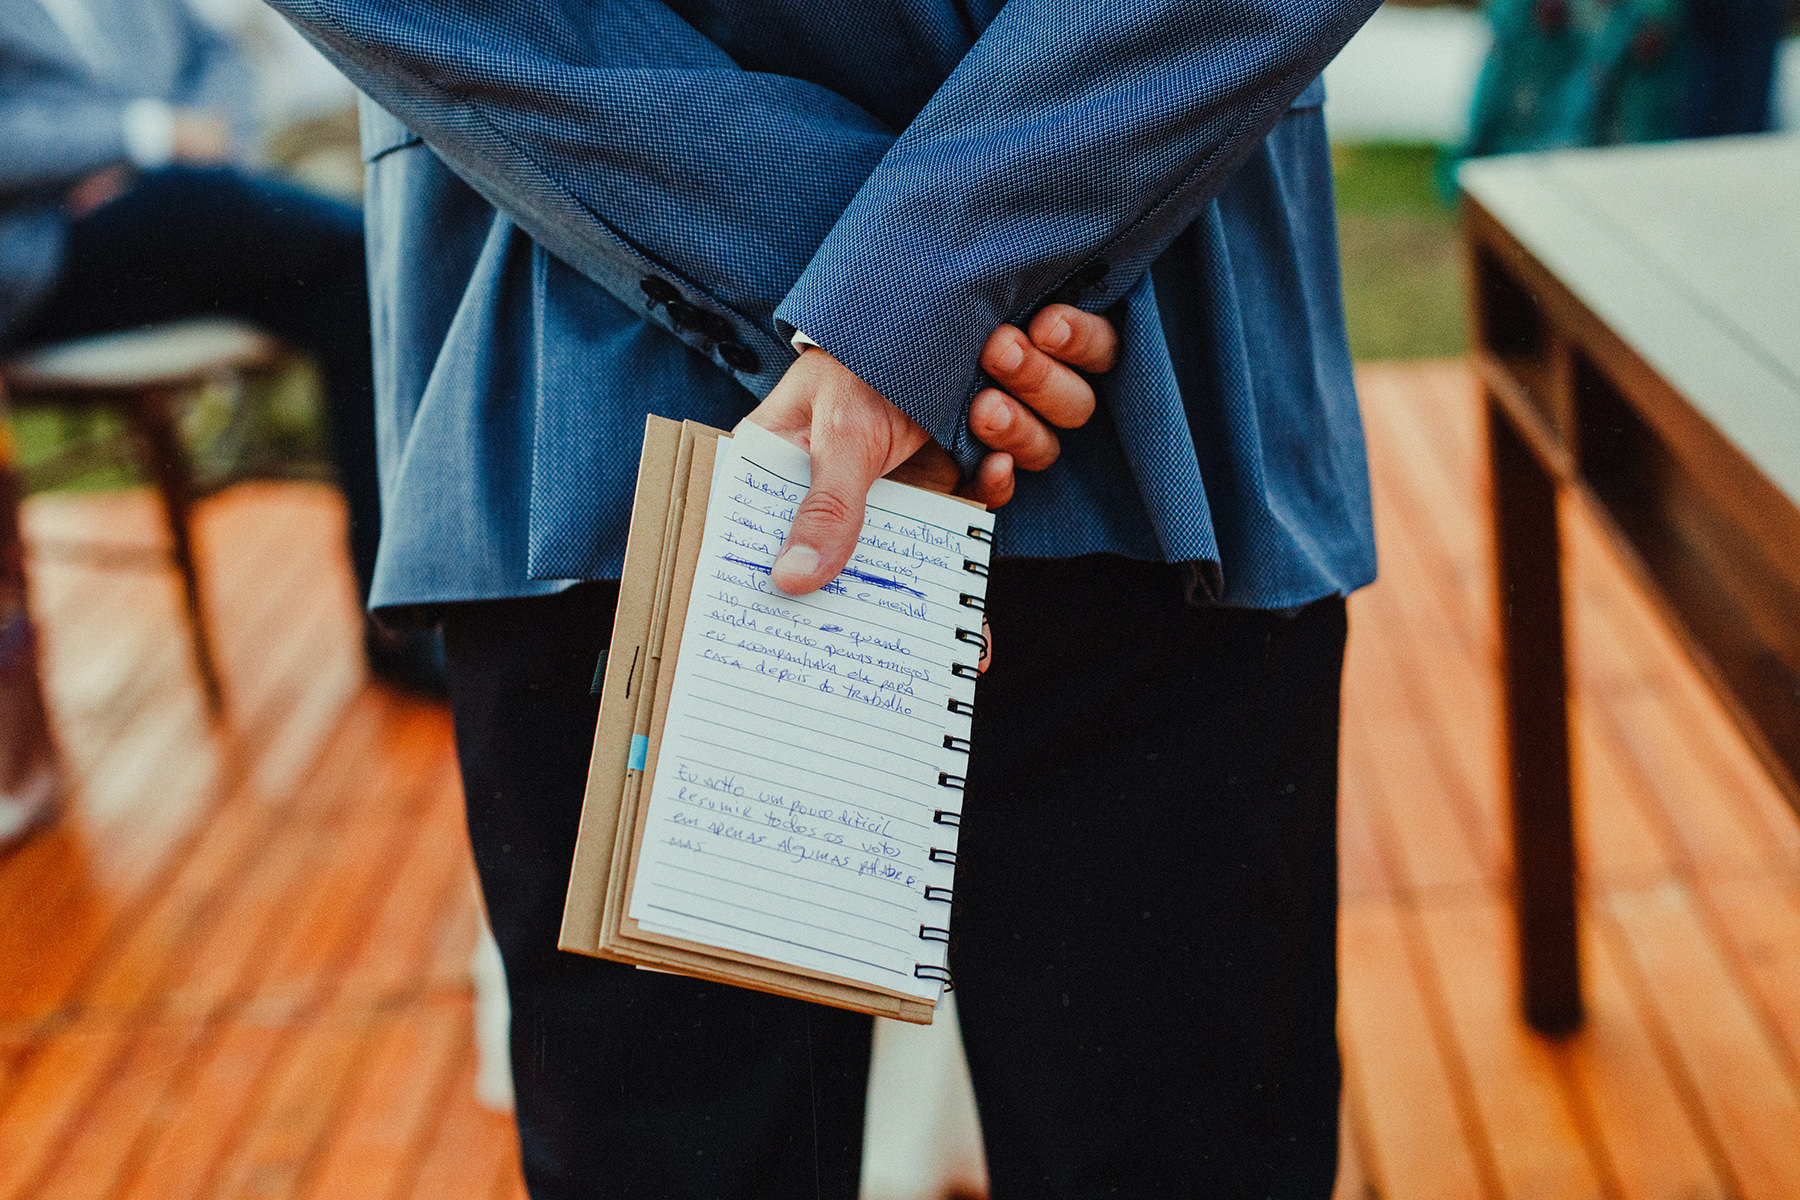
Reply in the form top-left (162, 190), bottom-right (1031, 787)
top-left (0, 0), bottom-right (255, 338)
top-left (269, 0), bottom-right (1379, 611)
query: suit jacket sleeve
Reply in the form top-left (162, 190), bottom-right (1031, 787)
top-left (0, 2), bottom-right (255, 199)
top-left (774, 0), bottom-right (1380, 465)
top-left (266, 0), bottom-right (900, 397)
top-left (0, 75), bottom-right (135, 197)
top-left (172, 7), bottom-right (261, 154)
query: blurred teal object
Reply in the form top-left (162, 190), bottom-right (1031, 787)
top-left (1464, 0), bottom-right (1688, 156)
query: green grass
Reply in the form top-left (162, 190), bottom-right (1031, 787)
top-left (1331, 141), bottom-right (1468, 361)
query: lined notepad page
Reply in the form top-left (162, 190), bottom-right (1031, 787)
top-left (629, 423), bottom-right (991, 1001)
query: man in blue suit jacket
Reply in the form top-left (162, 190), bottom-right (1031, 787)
top-left (267, 1), bottom-right (1382, 1195)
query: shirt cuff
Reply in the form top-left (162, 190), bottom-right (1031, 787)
top-left (121, 99), bottom-right (176, 169)
top-left (790, 329), bottom-right (821, 351)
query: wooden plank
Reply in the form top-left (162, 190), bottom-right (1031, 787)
top-left (1561, 906), bottom-right (1731, 1200)
top-left (1414, 896), bottom-right (1606, 1200)
top-left (1338, 901), bottom-right (1496, 1199)
top-left (77, 724), bottom-right (355, 1014)
top-left (248, 812), bottom-right (419, 1018)
top-left (402, 1049), bottom-right (522, 1200)
top-left (157, 818), bottom-right (337, 1020)
top-left (206, 1012), bottom-right (380, 1200)
top-left (488, 1164), bottom-right (530, 1200)
top-left (0, 825), bottom-right (119, 1025)
top-left (1696, 876), bottom-right (1800, 1081)
top-left (1358, 361), bottom-right (1498, 650)
top-left (1333, 1069), bottom-right (1375, 1200)
top-left (1344, 621), bottom-right (1496, 895)
top-left (1337, 716), bottom-right (1398, 903)
top-left (299, 997), bottom-right (466, 1200)
top-left (0, 1021), bottom-right (130, 1199)
top-left (1605, 882), bottom-right (1800, 1199)
top-left (1592, 686), bottom-right (1780, 880)
top-left (425, 885), bottom-right (484, 997)
top-left (21, 1017), bottom-right (208, 1200)
top-left (86, 691), bottom-right (405, 1015)
top-left (112, 1016), bottom-right (291, 1200)
top-left (1354, 560), bottom-right (1510, 878)
top-left (335, 758), bottom-right (476, 1007)
top-left (1567, 692), bottom-right (1677, 888)
top-left (29, 550), bottom-right (189, 727)
top-left (1351, 450), bottom-right (1513, 879)
top-left (252, 713), bottom-right (447, 1015)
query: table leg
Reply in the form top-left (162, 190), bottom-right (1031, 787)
top-left (1488, 397), bottom-right (1583, 1035)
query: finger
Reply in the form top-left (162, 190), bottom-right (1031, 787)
top-left (968, 387), bottom-right (1060, 472)
top-left (737, 395), bottom-right (810, 445)
top-left (979, 327), bottom-right (1096, 430)
top-left (884, 439), bottom-right (962, 495)
top-left (771, 411), bottom-right (886, 595)
top-left (957, 450), bottom-right (1015, 510)
top-left (1029, 303), bottom-right (1120, 374)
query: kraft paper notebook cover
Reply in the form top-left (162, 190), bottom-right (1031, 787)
top-left (560, 415), bottom-right (995, 1024)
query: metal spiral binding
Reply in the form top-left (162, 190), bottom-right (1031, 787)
top-left (914, 964), bottom-right (954, 988)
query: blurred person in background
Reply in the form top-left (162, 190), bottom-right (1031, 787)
top-left (1683, 0), bottom-right (1789, 136)
top-left (0, 0), bottom-right (444, 727)
top-left (1464, 0), bottom-right (1788, 159)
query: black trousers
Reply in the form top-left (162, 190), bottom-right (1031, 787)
top-left (12, 165), bottom-right (381, 602)
top-left (442, 556), bottom-right (1346, 1200)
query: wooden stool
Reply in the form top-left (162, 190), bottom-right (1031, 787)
top-left (3, 319), bottom-right (286, 714)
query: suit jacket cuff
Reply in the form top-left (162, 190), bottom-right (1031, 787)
top-left (775, 280), bottom-right (990, 474)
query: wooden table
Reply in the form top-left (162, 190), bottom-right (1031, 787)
top-left (1460, 134), bottom-right (1800, 1035)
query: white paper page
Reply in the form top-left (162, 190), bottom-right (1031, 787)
top-left (629, 423), bottom-right (992, 1000)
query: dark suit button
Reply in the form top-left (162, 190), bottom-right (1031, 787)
top-left (719, 342), bottom-right (760, 373)
top-left (689, 310), bottom-right (734, 344)
top-left (664, 298), bottom-right (700, 331)
top-left (1047, 260), bottom-right (1110, 309)
top-left (640, 277), bottom-right (679, 308)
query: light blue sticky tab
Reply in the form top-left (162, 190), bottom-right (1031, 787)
top-left (628, 734), bottom-right (649, 771)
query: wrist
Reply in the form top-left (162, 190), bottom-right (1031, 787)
top-left (120, 99), bottom-right (175, 169)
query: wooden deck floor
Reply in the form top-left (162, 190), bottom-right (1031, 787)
top-left (4, 360), bottom-right (1798, 1199)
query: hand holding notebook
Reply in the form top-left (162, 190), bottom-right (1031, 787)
top-left (561, 417), bottom-right (993, 1022)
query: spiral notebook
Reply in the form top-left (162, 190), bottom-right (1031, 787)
top-left (559, 416), bottom-right (993, 1024)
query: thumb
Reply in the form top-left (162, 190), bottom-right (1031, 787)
top-left (771, 423), bottom-right (886, 595)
